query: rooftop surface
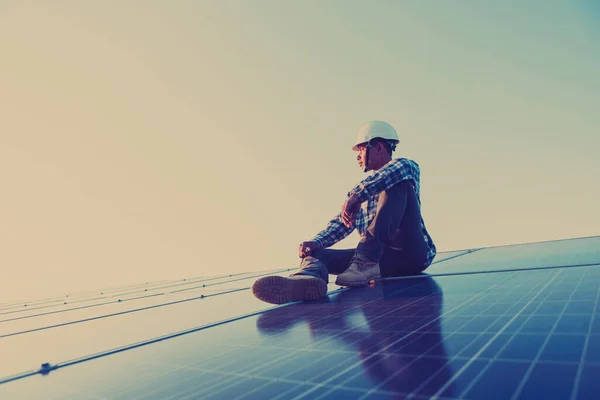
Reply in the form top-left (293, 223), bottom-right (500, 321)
top-left (1, 236), bottom-right (599, 399)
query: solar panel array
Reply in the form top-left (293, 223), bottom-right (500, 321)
top-left (1, 236), bottom-right (599, 399)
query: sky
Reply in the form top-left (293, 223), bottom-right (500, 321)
top-left (1, 0), bottom-right (599, 302)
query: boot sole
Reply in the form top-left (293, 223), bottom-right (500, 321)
top-left (252, 276), bottom-right (327, 304)
top-left (335, 275), bottom-right (382, 288)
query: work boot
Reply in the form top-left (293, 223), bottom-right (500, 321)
top-left (335, 253), bottom-right (381, 287)
top-left (252, 275), bottom-right (327, 305)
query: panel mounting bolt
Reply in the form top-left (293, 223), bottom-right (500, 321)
top-left (40, 363), bottom-right (56, 376)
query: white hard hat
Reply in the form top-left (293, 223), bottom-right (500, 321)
top-left (352, 121), bottom-right (400, 151)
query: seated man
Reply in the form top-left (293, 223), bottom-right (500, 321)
top-left (252, 121), bottom-right (436, 304)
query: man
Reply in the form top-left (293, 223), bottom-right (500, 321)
top-left (252, 121), bottom-right (436, 304)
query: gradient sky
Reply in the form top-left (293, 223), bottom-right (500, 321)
top-left (1, 0), bottom-right (599, 302)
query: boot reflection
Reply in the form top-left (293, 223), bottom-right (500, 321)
top-left (256, 276), bottom-right (454, 396)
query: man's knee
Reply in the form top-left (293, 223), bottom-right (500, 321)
top-left (380, 180), bottom-right (411, 201)
top-left (367, 181), bottom-right (413, 245)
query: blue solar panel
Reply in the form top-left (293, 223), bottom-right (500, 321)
top-left (1, 238), bottom-right (599, 399)
top-left (1, 258), bottom-right (598, 399)
top-left (426, 236), bottom-right (600, 275)
top-left (0, 270), bottom-right (303, 379)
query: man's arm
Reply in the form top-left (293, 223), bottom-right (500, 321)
top-left (349, 158), bottom-right (419, 203)
top-left (311, 210), bottom-right (358, 249)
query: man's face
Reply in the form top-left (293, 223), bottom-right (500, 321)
top-left (356, 143), bottom-right (369, 169)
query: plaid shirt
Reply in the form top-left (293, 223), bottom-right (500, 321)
top-left (312, 158), bottom-right (437, 267)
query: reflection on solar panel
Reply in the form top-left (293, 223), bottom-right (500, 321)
top-left (1, 236), bottom-right (599, 399)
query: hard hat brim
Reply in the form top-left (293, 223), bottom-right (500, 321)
top-left (352, 140), bottom-right (398, 151)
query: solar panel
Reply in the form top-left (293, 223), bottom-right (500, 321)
top-left (427, 236), bottom-right (600, 275)
top-left (0, 271), bottom-right (306, 379)
top-left (0, 269), bottom-right (292, 316)
top-left (429, 248), bottom-right (478, 264)
top-left (0, 239), bottom-right (598, 399)
top-left (0, 269), bottom-right (298, 324)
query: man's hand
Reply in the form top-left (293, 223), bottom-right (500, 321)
top-left (341, 194), bottom-right (360, 228)
top-left (299, 241), bottom-right (319, 258)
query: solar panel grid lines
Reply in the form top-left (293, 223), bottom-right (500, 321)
top-left (121, 357), bottom-right (232, 400)
top-left (436, 235), bottom-right (600, 254)
top-left (64, 276), bottom-right (173, 296)
top-left (569, 269), bottom-right (599, 400)
top-left (449, 267), bottom-right (599, 400)
top-left (44, 282), bottom-right (440, 400)
top-left (234, 352), bottom-right (344, 400)
top-left (441, 269), bottom-right (571, 399)
top-left (406, 262), bottom-right (600, 281)
top-left (233, 268), bottom-right (584, 398)
top-left (0, 270), bottom-right (289, 318)
top-left (0, 283), bottom-right (177, 316)
top-left (0, 287), bottom-right (251, 339)
top-left (122, 358), bottom-right (260, 400)
top-left (209, 378), bottom-right (373, 400)
top-left (1, 286), bottom-right (222, 323)
top-left (426, 236), bottom-right (600, 276)
top-left (0, 247), bottom-right (481, 309)
top-left (0, 237), bottom-right (588, 311)
top-left (0, 270), bottom-right (287, 316)
top-left (134, 356), bottom-right (294, 400)
top-left (123, 339), bottom-right (326, 399)
top-left (0, 248), bottom-right (465, 318)
top-left (462, 268), bottom-right (590, 399)
top-left (429, 248), bottom-right (482, 265)
top-left (125, 284), bottom-right (433, 400)
top-left (0, 268), bottom-right (592, 400)
top-left (0, 292), bottom-right (284, 385)
top-left (48, 270), bottom-right (572, 400)
top-left (130, 365), bottom-right (375, 400)
top-left (58, 278), bottom-right (173, 300)
top-left (118, 286), bottom-right (448, 400)
top-left (1, 289), bottom-right (225, 333)
top-left (262, 306), bottom-right (450, 396)
top-left (0, 293), bottom-right (267, 385)
top-left (287, 273), bottom-right (518, 400)
top-left (0, 269), bottom-right (293, 330)
top-left (507, 269), bottom-right (590, 400)
top-left (380, 272), bottom-right (555, 400)
top-left (1, 240), bottom-right (599, 399)
top-left (168, 269), bottom-right (294, 294)
top-left (0, 284), bottom-right (347, 386)
top-left (116, 332), bottom-right (351, 399)
top-left (288, 267), bottom-right (599, 400)
top-left (0, 293), bottom-right (166, 324)
top-left (0, 277), bottom-right (182, 311)
top-left (0, 299), bottom-right (67, 313)
top-left (332, 271), bottom-right (554, 400)
top-left (11, 269), bottom-right (268, 306)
